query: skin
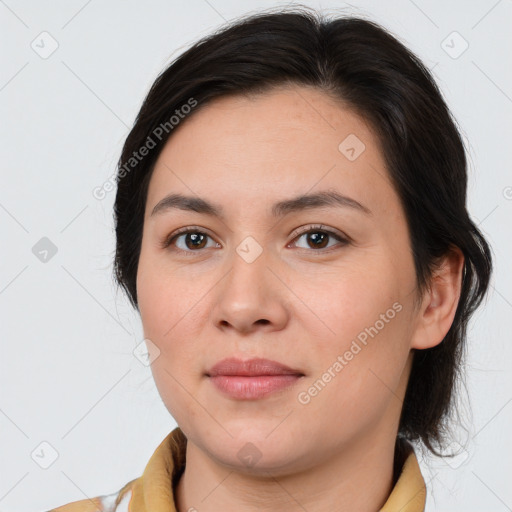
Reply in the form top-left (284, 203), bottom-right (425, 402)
top-left (136, 85), bottom-right (464, 512)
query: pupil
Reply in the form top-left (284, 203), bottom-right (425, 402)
top-left (187, 233), bottom-right (205, 249)
top-left (309, 232), bottom-right (327, 248)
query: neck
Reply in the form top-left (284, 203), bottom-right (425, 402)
top-left (175, 430), bottom-right (399, 512)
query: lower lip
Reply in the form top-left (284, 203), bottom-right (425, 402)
top-left (209, 375), bottom-right (302, 400)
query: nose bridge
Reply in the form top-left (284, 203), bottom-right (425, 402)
top-left (212, 237), bottom-right (288, 332)
top-left (225, 238), bottom-right (271, 301)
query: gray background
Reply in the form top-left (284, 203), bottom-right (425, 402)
top-left (1, 0), bottom-right (511, 511)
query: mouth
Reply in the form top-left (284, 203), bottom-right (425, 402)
top-left (206, 357), bottom-right (305, 400)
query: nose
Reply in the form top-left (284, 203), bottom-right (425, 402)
top-left (211, 248), bottom-right (290, 335)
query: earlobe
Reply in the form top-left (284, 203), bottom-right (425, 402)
top-left (411, 246), bottom-right (465, 350)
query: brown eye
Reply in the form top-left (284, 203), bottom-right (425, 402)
top-left (290, 225), bottom-right (350, 253)
top-left (181, 232), bottom-right (208, 250)
top-left (162, 225), bottom-right (349, 256)
top-left (162, 228), bottom-right (219, 255)
top-left (304, 231), bottom-right (330, 249)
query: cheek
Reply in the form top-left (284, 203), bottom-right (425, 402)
top-left (137, 249), bottom-right (214, 385)
top-left (137, 256), bottom-right (208, 425)
top-left (294, 313), bottom-right (411, 447)
top-left (294, 255), bottom-right (412, 412)
top-left (305, 258), bottom-right (404, 349)
top-left (137, 245), bottom-right (204, 339)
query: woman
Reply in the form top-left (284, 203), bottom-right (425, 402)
top-left (51, 7), bottom-right (492, 512)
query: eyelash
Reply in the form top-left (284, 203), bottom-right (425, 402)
top-left (160, 224), bottom-right (350, 256)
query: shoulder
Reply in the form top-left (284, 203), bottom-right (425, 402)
top-left (47, 478), bottom-right (138, 512)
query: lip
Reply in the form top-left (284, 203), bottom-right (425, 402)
top-left (206, 357), bottom-right (305, 400)
top-left (206, 357), bottom-right (303, 377)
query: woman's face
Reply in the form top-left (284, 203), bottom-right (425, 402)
top-left (137, 85), bottom-right (423, 474)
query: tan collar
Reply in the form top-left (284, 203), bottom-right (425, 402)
top-left (131, 427), bottom-right (426, 512)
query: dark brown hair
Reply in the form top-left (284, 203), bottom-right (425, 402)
top-left (112, 6), bottom-right (492, 454)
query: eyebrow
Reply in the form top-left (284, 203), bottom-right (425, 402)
top-left (150, 189), bottom-right (372, 219)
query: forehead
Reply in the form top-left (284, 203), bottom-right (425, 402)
top-left (146, 85), bottom-right (397, 218)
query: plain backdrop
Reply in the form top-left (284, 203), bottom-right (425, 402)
top-left (1, 1), bottom-right (511, 511)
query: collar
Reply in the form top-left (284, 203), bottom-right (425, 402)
top-left (128, 427), bottom-right (426, 512)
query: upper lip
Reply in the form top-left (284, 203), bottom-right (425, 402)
top-left (206, 357), bottom-right (304, 377)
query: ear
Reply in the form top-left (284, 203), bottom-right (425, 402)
top-left (410, 246), bottom-right (465, 350)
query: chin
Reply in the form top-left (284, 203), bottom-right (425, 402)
top-left (197, 420), bottom-right (313, 475)
top-left (214, 442), bottom-right (306, 477)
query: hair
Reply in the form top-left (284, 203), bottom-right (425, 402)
top-left (112, 6), bottom-right (492, 455)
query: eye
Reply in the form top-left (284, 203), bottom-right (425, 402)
top-left (288, 224), bottom-right (350, 253)
top-left (161, 224), bottom-right (350, 256)
top-left (161, 227), bottom-right (219, 255)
